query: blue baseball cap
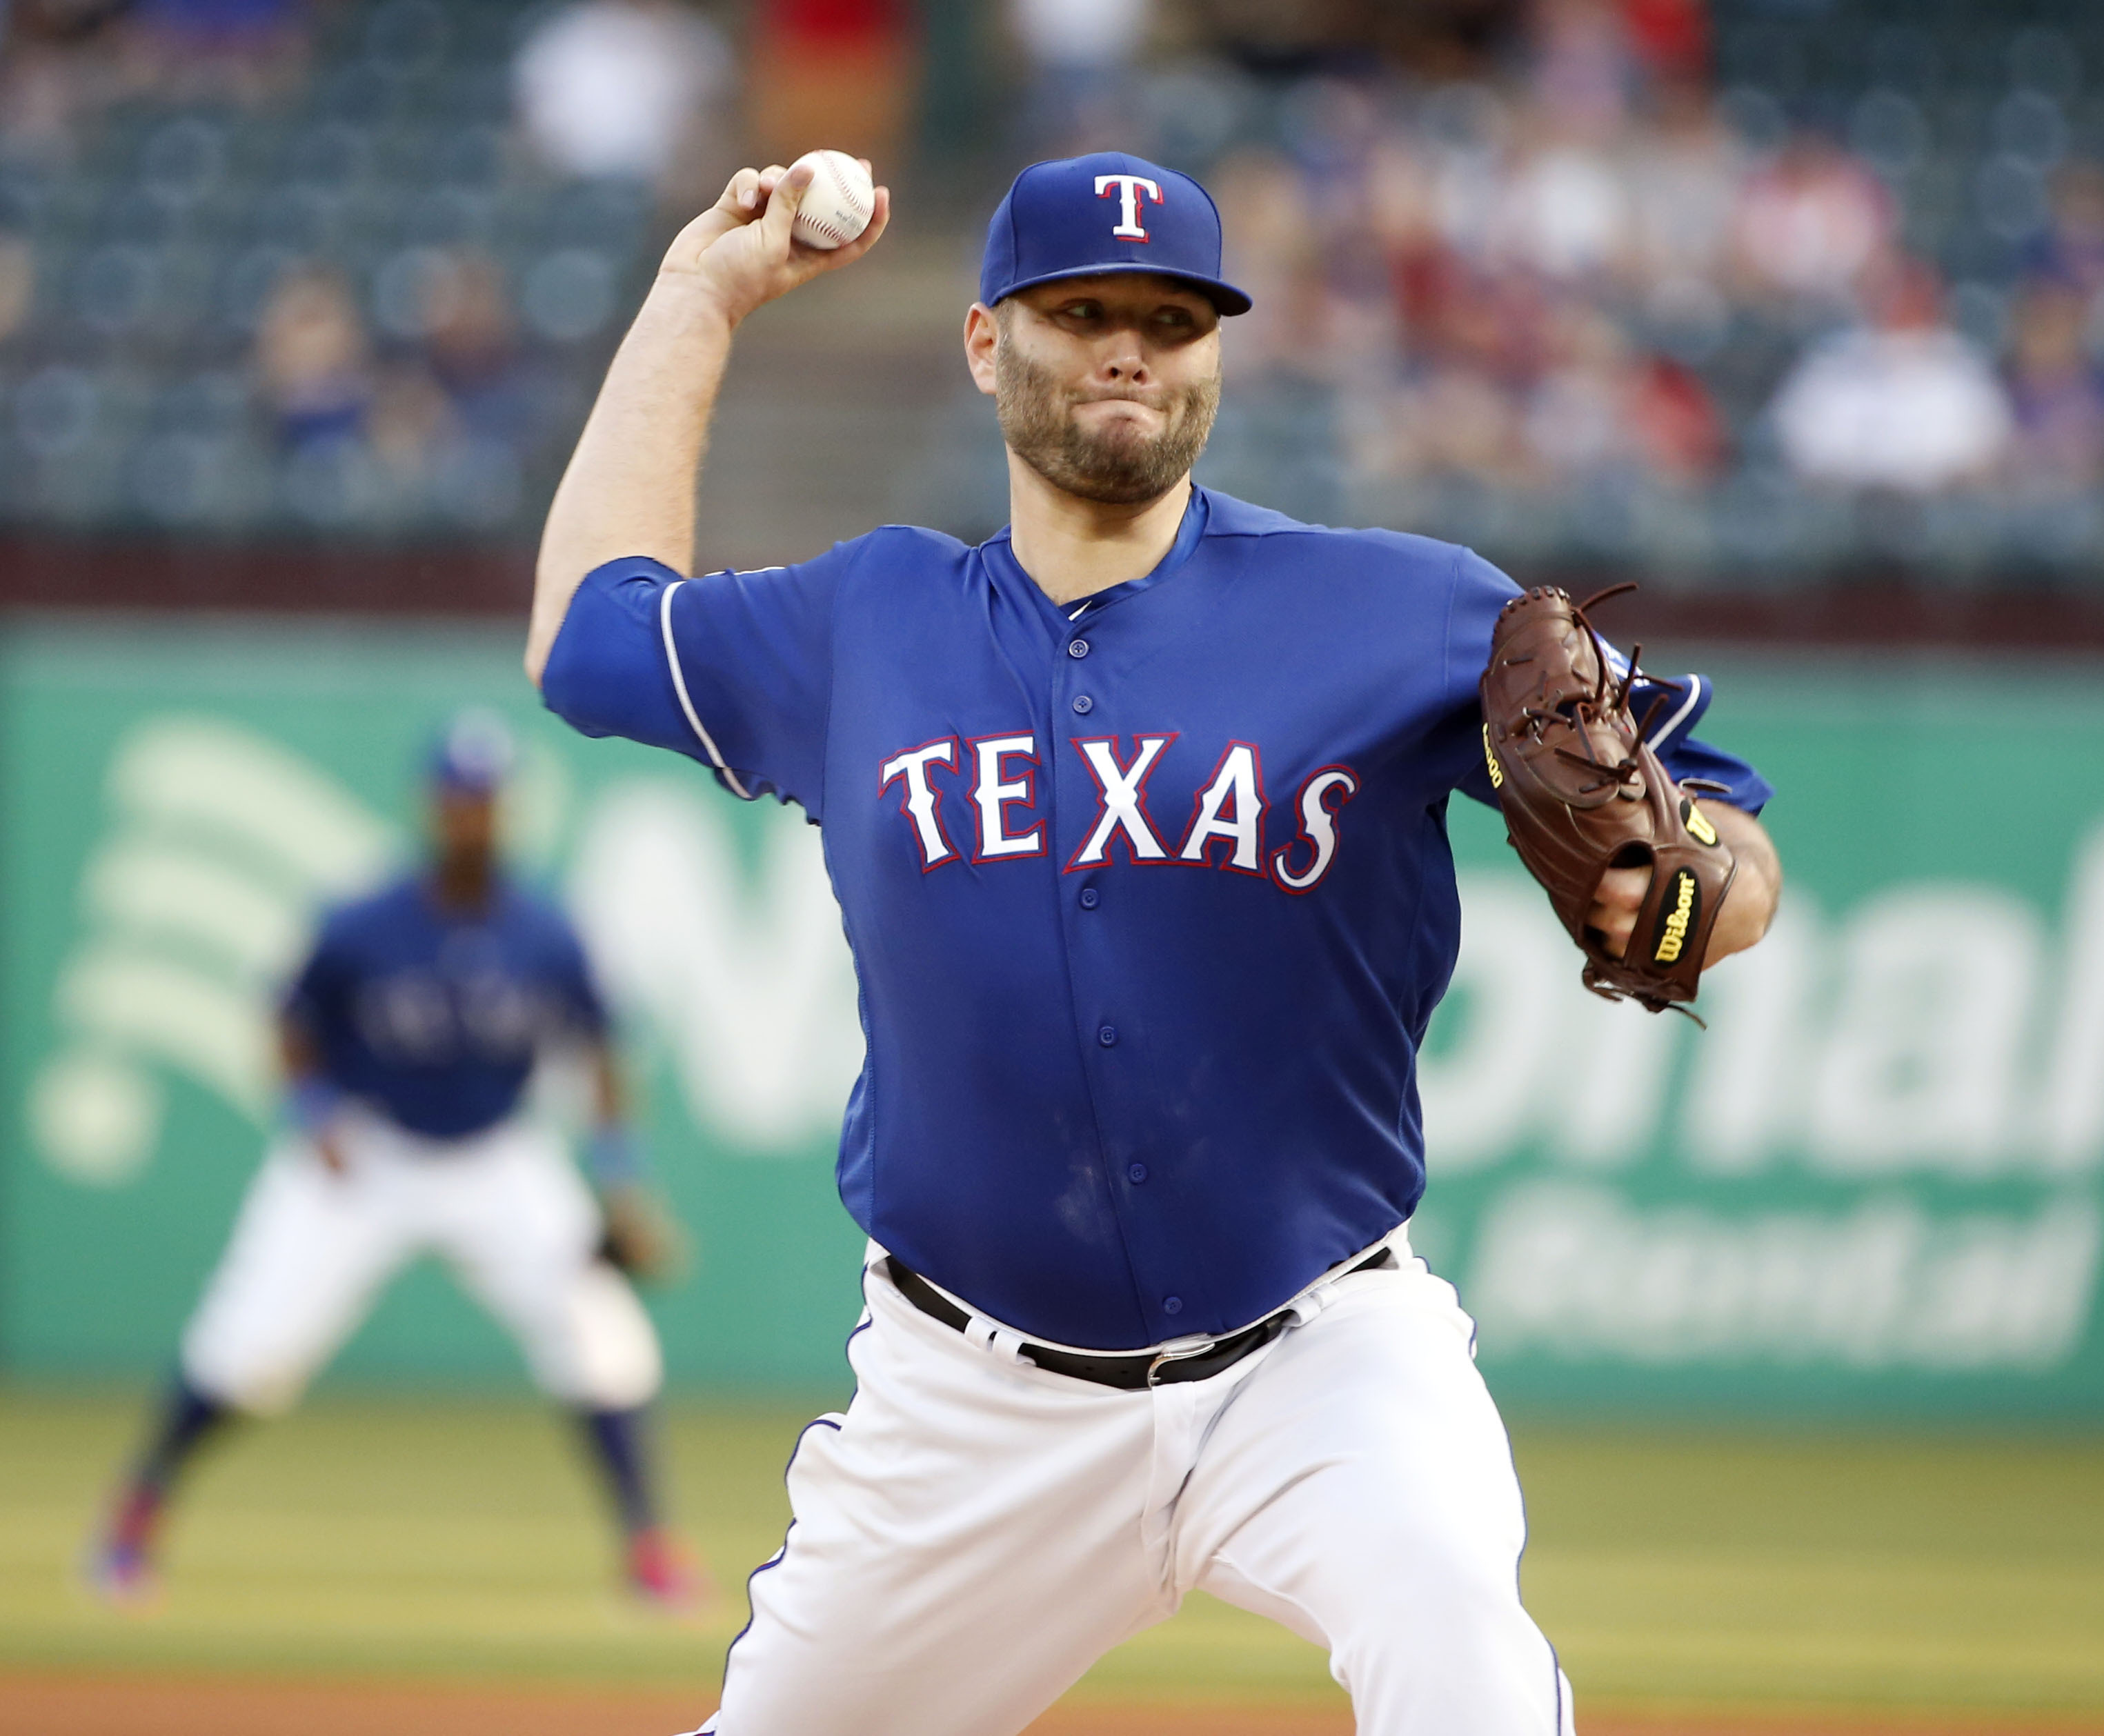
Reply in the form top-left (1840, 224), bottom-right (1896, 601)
top-left (429, 708), bottom-right (514, 795)
top-left (980, 152), bottom-right (1252, 317)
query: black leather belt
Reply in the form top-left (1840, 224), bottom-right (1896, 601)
top-left (884, 1248), bottom-right (1398, 1390)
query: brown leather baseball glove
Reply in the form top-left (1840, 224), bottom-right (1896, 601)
top-left (597, 1184), bottom-right (691, 1286)
top-left (1478, 585), bottom-right (1736, 1015)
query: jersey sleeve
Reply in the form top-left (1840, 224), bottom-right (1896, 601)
top-left (540, 538), bottom-right (865, 817)
top-left (544, 908), bottom-right (611, 1038)
top-left (1444, 548), bottom-right (1773, 815)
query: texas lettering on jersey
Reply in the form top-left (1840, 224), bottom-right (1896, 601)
top-left (878, 730), bottom-right (1359, 895)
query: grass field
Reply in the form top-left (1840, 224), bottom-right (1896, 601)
top-left (2, 1386), bottom-right (2101, 1731)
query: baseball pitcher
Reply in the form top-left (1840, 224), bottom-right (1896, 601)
top-left (527, 153), bottom-right (1783, 1733)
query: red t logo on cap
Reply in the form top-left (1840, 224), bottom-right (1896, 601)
top-left (1095, 174), bottom-right (1163, 241)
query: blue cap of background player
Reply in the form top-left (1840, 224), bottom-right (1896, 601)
top-left (980, 152), bottom-right (1252, 317)
top-left (429, 708), bottom-right (514, 795)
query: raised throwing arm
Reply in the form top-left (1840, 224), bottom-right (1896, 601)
top-left (526, 160), bottom-right (890, 686)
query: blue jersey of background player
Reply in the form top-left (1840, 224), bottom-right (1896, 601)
top-left (94, 713), bottom-right (704, 1610)
top-left (285, 812), bottom-right (607, 1151)
top-left (522, 150), bottom-right (1783, 1735)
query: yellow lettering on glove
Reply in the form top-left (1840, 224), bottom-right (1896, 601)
top-left (1654, 869), bottom-right (1697, 964)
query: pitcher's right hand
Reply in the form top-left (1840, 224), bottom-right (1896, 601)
top-left (660, 160), bottom-right (891, 329)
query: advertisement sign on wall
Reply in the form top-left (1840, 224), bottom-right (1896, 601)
top-left (3, 623), bottom-right (2098, 1413)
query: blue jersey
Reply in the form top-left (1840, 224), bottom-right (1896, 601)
top-left (284, 873), bottom-right (608, 1141)
top-left (544, 488), bottom-right (1770, 1348)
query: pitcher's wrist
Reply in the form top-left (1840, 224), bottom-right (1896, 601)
top-left (646, 268), bottom-right (747, 335)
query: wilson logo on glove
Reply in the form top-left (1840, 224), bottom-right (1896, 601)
top-left (1651, 868), bottom-right (1700, 964)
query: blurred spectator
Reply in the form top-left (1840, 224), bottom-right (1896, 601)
top-left (1176, 0), bottom-right (1378, 80)
top-left (250, 255), bottom-right (540, 526)
top-left (0, 234), bottom-right (34, 343)
top-left (254, 266), bottom-right (371, 454)
top-left (415, 251), bottom-right (539, 443)
top-left (1770, 259), bottom-right (2011, 493)
top-left (1527, 0), bottom-right (1634, 141)
top-left (367, 363), bottom-right (453, 476)
top-left (1626, 77), bottom-right (1743, 315)
top-left (1366, 0), bottom-right (1525, 82)
top-left (514, 0), bottom-right (732, 198)
top-left (2003, 277), bottom-right (2104, 497)
top-left (747, 0), bottom-right (914, 168)
top-left (1521, 303), bottom-right (1725, 483)
top-left (1732, 130), bottom-right (1895, 314)
top-left (1351, 357), bottom-right (1529, 486)
top-left (393, 249), bottom-right (549, 523)
top-left (116, 0), bottom-right (310, 106)
top-left (1213, 147), bottom-right (1331, 377)
top-left (0, 0), bottom-right (132, 163)
top-left (2030, 160), bottom-right (2104, 304)
top-left (1009, 0), bottom-right (1151, 157)
top-left (1627, 352), bottom-right (1725, 480)
top-left (1619, 0), bottom-right (1707, 85)
top-left (1491, 129), bottom-right (1630, 281)
top-left (1522, 304), bottom-right (1642, 479)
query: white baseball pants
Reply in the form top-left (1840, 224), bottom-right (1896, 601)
top-left (181, 1111), bottom-right (662, 1415)
top-left (702, 1236), bottom-right (1575, 1736)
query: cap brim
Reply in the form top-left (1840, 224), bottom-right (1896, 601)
top-left (995, 262), bottom-right (1253, 317)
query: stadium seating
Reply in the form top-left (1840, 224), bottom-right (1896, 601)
top-left (1, 0), bottom-right (2099, 586)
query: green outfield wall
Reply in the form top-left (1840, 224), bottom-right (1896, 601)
top-left (2, 620), bottom-right (2099, 1417)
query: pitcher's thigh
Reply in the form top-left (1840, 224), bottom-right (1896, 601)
top-left (710, 1307), bottom-right (1169, 1736)
top-left (1184, 1275), bottom-right (1574, 1736)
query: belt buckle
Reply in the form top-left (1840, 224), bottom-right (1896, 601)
top-left (1144, 1334), bottom-right (1222, 1388)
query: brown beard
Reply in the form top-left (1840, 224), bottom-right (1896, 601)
top-left (993, 340), bottom-right (1221, 506)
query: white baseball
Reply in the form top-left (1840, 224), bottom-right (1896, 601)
top-left (788, 149), bottom-right (875, 251)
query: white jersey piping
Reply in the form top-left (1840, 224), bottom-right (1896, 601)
top-left (1653, 672), bottom-right (1704, 746)
top-left (659, 579), bottom-right (753, 800)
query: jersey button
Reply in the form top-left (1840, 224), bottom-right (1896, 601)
top-left (1127, 1162), bottom-right (1148, 1183)
top-left (1072, 694), bottom-right (1093, 714)
top-left (1068, 638), bottom-right (1090, 658)
top-left (1163, 1296), bottom-right (1183, 1315)
top-left (1098, 1024), bottom-right (1118, 1047)
top-left (1079, 887), bottom-right (1100, 910)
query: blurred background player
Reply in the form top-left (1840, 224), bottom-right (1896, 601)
top-left (88, 710), bottom-right (704, 1610)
